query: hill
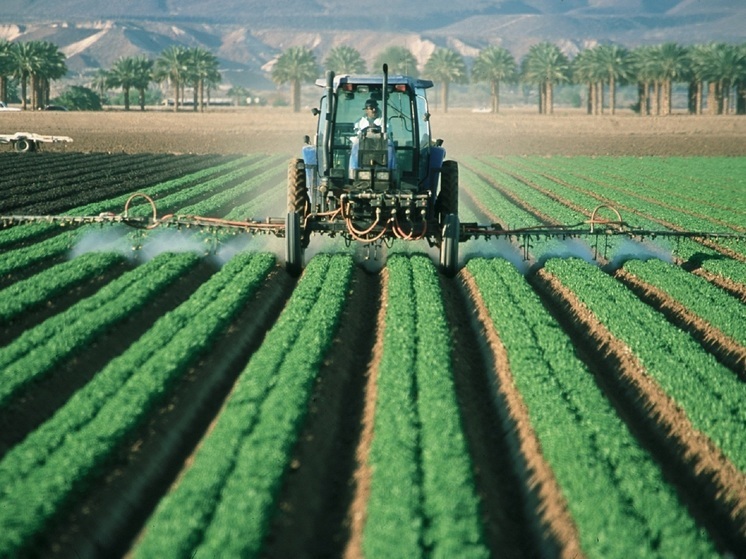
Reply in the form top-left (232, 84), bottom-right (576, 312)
top-left (0, 0), bottom-right (744, 92)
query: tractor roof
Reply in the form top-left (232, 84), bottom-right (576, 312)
top-left (315, 74), bottom-right (434, 90)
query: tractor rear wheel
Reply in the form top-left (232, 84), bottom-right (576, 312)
top-left (439, 213), bottom-right (460, 277)
top-left (287, 158), bottom-right (309, 215)
top-left (437, 160), bottom-right (458, 224)
top-left (286, 158), bottom-right (308, 276)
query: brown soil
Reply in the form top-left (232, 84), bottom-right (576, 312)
top-left (4, 107), bottom-right (746, 158)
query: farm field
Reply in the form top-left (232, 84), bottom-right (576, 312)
top-left (0, 111), bottom-right (745, 558)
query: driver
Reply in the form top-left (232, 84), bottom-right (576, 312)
top-left (355, 98), bottom-right (383, 133)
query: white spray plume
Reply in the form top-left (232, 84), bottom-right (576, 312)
top-left (537, 238), bottom-right (598, 267)
top-left (69, 225), bottom-right (137, 261)
top-left (608, 238), bottom-right (673, 270)
top-left (138, 228), bottom-right (208, 261)
top-left (460, 237), bottom-right (530, 274)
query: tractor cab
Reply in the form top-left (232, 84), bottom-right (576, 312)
top-left (286, 66), bottom-right (460, 278)
top-left (302, 71), bottom-right (446, 209)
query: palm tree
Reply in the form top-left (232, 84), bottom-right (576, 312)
top-left (0, 41), bottom-right (15, 104)
top-left (654, 43), bottom-right (688, 115)
top-left (373, 46), bottom-right (418, 76)
top-left (629, 45), bottom-right (658, 115)
top-left (706, 43), bottom-right (746, 115)
top-left (12, 41), bottom-right (41, 110)
top-left (687, 44), bottom-right (713, 115)
top-left (154, 46), bottom-right (189, 111)
top-left (91, 68), bottom-right (110, 106)
top-left (35, 41), bottom-right (67, 109)
top-left (571, 48), bottom-right (602, 114)
top-left (593, 44), bottom-right (630, 115)
top-left (324, 45), bottom-right (366, 74)
top-left (271, 46), bottom-right (318, 113)
top-left (185, 47), bottom-right (220, 112)
top-left (424, 48), bottom-right (468, 113)
top-left (227, 85), bottom-right (250, 106)
top-left (471, 46), bottom-right (516, 113)
top-left (132, 56), bottom-right (154, 111)
top-left (108, 56), bottom-right (138, 110)
top-left (521, 42), bottom-right (570, 114)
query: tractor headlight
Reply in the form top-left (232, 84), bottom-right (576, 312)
top-left (357, 170), bottom-right (372, 181)
top-left (375, 170), bottom-right (391, 181)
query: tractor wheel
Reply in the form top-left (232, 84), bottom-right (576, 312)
top-left (287, 158), bottom-right (309, 215)
top-left (14, 139), bottom-right (35, 153)
top-left (436, 160), bottom-right (459, 224)
top-left (439, 213), bottom-right (460, 277)
top-left (285, 211), bottom-right (304, 277)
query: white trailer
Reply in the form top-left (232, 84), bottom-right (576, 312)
top-left (0, 132), bottom-right (73, 152)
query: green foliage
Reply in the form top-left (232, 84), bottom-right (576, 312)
top-left (53, 85), bottom-right (101, 110)
top-left (133, 253), bottom-right (352, 558)
top-left (468, 257), bottom-right (719, 558)
top-left (364, 254), bottom-right (488, 559)
top-left (544, 257), bottom-right (746, 473)
top-left (0, 251), bottom-right (275, 557)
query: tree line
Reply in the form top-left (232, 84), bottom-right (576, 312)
top-left (2, 38), bottom-right (745, 115)
top-left (0, 40), bottom-right (220, 111)
top-left (276, 42), bottom-right (746, 115)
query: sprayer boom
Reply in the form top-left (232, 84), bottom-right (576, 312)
top-left (2, 195), bottom-right (744, 266)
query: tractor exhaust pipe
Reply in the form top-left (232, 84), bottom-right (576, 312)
top-left (382, 64), bottom-right (388, 137)
top-left (322, 70), bottom-right (335, 176)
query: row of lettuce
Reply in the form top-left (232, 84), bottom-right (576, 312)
top-left (1, 153), bottom-right (744, 556)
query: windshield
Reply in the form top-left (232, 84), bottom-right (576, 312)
top-left (332, 86), bottom-right (418, 175)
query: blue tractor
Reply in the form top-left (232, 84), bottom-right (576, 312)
top-left (286, 65), bottom-right (460, 276)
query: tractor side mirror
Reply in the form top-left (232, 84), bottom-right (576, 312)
top-left (435, 138), bottom-right (444, 147)
top-left (311, 108), bottom-right (320, 116)
top-left (304, 135), bottom-right (311, 145)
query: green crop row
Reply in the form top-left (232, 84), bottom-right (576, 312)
top-left (477, 156), bottom-right (738, 262)
top-left (0, 251), bottom-right (124, 322)
top-left (468, 257), bottom-right (718, 558)
top-left (0, 155), bottom-right (254, 249)
top-left (0, 156), bottom-right (259, 276)
top-left (364, 254), bottom-right (488, 559)
top-left (125, 155), bottom-right (281, 218)
top-left (622, 259), bottom-right (746, 345)
top-left (539, 156), bottom-right (746, 218)
top-left (132, 253), bottom-right (353, 558)
top-left (543, 258), bottom-right (746, 472)
top-left (0, 251), bottom-right (275, 557)
top-left (0, 252), bottom-right (200, 407)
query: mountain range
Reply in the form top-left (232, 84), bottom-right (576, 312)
top-left (0, 0), bottom-right (744, 91)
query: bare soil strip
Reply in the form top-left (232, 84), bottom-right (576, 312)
top-left (460, 269), bottom-right (586, 559)
top-left (531, 268), bottom-right (746, 555)
top-left (615, 268), bottom-right (746, 378)
top-left (443, 271), bottom-right (550, 557)
top-left (30, 265), bottom-right (295, 558)
top-left (262, 267), bottom-right (382, 559)
top-left (343, 269), bottom-right (388, 559)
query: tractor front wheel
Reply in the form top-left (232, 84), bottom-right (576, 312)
top-left (439, 213), bottom-right (460, 277)
top-left (285, 211), bottom-right (304, 277)
top-left (14, 139), bottom-right (35, 153)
